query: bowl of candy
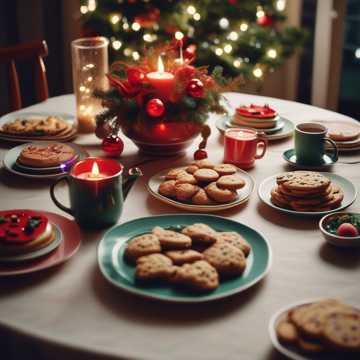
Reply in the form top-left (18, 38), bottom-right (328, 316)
top-left (319, 212), bottom-right (360, 247)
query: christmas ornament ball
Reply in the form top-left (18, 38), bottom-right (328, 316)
top-left (146, 98), bottom-right (165, 117)
top-left (127, 68), bottom-right (145, 86)
top-left (194, 149), bottom-right (208, 160)
top-left (187, 78), bottom-right (204, 98)
top-left (102, 134), bottom-right (124, 156)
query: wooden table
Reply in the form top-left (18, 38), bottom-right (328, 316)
top-left (0, 93), bottom-right (359, 360)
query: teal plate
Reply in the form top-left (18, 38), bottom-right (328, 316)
top-left (258, 172), bottom-right (357, 217)
top-left (98, 214), bottom-right (272, 303)
top-left (282, 149), bottom-right (337, 169)
top-left (216, 114), bottom-right (294, 140)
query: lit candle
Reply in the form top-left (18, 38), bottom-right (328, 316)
top-left (147, 56), bottom-right (175, 99)
top-left (77, 161), bottom-right (107, 180)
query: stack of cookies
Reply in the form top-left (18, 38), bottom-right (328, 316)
top-left (124, 223), bottom-right (252, 292)
top-left (0, 115), bottom-right (77, 142)
top-left (15, 142), bottom-right (78, 175)
top-left (270, 171), bottom-right (344, 212)
top-left (232, 104), bottom-right (283, 134)
top-left (0, 210), bottom-right (60, 261)
top-left (276, 299), bottom-right (360, 355)
top-left (158, 160), bottom-right (246, 205)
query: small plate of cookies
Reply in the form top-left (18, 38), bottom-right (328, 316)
top-left (269, 298), bottom-right (360, 360)
top-left (98, 214), bottom-right (271, 303)
top-left (3, 141), bottom-right (89, 179)
top-left (259, 171), bottom-right (357, 216)
top-left (147, 160), bottom-right (255, 212)
top-left (0, 112), bottom-right (77, 143)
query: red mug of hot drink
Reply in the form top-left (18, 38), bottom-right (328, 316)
top-left (224, 128), bottom-right (267, 169)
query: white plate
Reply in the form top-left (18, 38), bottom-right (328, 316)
top-left (258, 172), bottom-right (357, 217)
top-left (0, 223), bottom-right (62, 263)
top-left (269, 299), bottom-right (360, 360)
top-left (147, 166), bottom-right (255, 212)
top-left (3, 142), bottom-right (89, 179)
top-left (0, 112), bottom-right (77, 143)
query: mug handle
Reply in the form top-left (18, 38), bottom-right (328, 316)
top-left (50, 176), bottom-right (74, 216)
top-left (254, 135), bottom-right (268, 159)
top-left (122, 167), bottom-right (143, 200)
top-left (324, 137), bottom-right (338, 162)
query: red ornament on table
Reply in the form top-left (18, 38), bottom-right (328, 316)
top-left (102, 134), bottom-right (124, 156)
top-left (187, 78), bottom-right (204, 98)
top-left (127, 68), bottom-right (145, 86)
top-left (194, 149), bottom-right (208, 160)
top-left (146, 98), bottom-right (165, 117)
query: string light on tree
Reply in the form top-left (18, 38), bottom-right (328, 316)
top-left (193, 13), bottom-right (201, 21)
top-left (256, 6), bottom-right (265, 18)
top-left (228, 31), bottom-right (239, 41)
top-left (80, 5), bottom-right (88, 14)
top-left (112, 40), bottom-right (122, 50)
top-left (87, 0), bottom-right (96, 12)
top-left (131, 22), bottom-right (141, 31)
top-left (276, 0), bottom-right (286, 11)
top-left (224, 44), bottom-right (232, 54)
top-left (233, 59), bottom-right (242, 68)
top-left (219, 17), bottom-right (229, 29)
top-left (240, 22), bottom-right (249, 32)
top-left (110, 14), bottom-right (121, 24)
top-left (253, 67), bottom-right (263, 78)
top-left (215, 48), bottom-right (223, 56)
top-left (175, 31), bottom-right (184, 41)
top-left (187, 5), bottom-right (196, 15)
top-left (267, 48), bottom-right (277, 59)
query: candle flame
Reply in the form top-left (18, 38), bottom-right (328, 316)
top-left (157, 56), bottom-right (165, 72)
top-left (91, 162), bottom-right (100, 177)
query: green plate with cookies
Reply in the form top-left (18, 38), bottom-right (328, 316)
top-left (98, 214), bottom-right (271, 303)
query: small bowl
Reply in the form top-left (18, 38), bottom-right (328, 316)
top-left (319, 212), bottom-right (360, 247)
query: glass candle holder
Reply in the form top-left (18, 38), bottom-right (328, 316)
top-left (71, 37), bottom-right (109, 133)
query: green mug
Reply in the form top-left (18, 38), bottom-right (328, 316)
top-left (50, 158), bottom-right (142, 228)
top-left (295, 123), bottom-right (338, 165)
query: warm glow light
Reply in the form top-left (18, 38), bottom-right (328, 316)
top-left (256, 6), bottom-right (265, 18)
top-left (355, 48), bottom-right (360, 59)
top-left (124, 48), bottom-right (132, 56)
top-left (240, 22), bottom-right (248, 32)
top-left (132, 51), bottom-right (140, 60)
top-left (157, 56), bottom-right (165, 72)
top-left (215, 48), bottom-right (223, 56)
top-left (267, 48), bottom-right (277, 59)
top-left (80, 5), bottom-right (88, 14)
top-left (253, 67), bottom-right (263, 78)
top-left (219, 17), bottom-right (229, 29)
top-left (233, 59), bottom-right (242, 68)
top-left (276, 0), bottom-right (286, 11)
top-left (88, 0), bottom-right (96, 11)
top-left (112, 40), bottom-right (122, 50)
top-left (228, 31), bottom-right (238, 41)
top-left (132, 22), bottom-right (141, 31)
top-left (193, 13), bottom-right (201, 21)
top-left (143, 34), bottom-right (152, 42)
top-left (91, 162), bottom-right (100, 177)
top-left (87, 76), bottom-right (93, 82)
top-left (79, 86), bottom-right (86, 92)
top-left (175, 31), bottom-right (184, 40)
top-left (123, 23), bottom-right (129, 30)
top-left (224, 44), bottom-right (232, 53)
top-left (187, 5), bottom-right (196, 15)
top-left (111, 14), bottom-right (121, 24)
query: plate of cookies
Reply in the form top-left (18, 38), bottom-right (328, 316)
top-left (0, 112), bottom-right (77, 143)
top-left (98, 214), bottom-right (271, 303)
top-left (147, 160), bottom-right (255, 212)
top-left (0, 210), bottom-right (81, 276)
top-left (269, 298), bottom-right (360, 360)
top-left (3, 141), bottom-right (89, 179)
top-left (259, 171), bottom-right (357, 216)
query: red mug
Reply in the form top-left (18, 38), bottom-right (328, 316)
top-left (224, 128), bottom-right (267, 169)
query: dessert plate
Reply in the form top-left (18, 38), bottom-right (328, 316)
top-left (258, 172), bottom-right (357, 217)
top-left (98, 214), bottom-right (272, 303)
top-left (0, 210), bottom-right (81, 276)
top-left (282, 149), bottom-right (336, 169)
top-left (0, 223), bottom-right (62, 263)
top-left (147, 166), bottom-right (255, 212)
top-left (216, 114), bottom-right (294, 140)
top-left (226, 118), bottom-right (285, 134)
top-left (3, 142), bottom-right (88, 179)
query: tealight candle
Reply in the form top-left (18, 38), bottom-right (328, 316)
top-left (147, 56), bottom-right (175, 99)
top-left (224, 128), bottom-right (267, 169)
top-left (76, 161), bottom-right (107, 180)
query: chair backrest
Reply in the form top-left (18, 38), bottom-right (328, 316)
top-left (0, 40), bottom-right (49, 111)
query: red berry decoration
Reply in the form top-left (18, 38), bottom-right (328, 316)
top-left (194, 149), bottom-right (208, 160)
top-left (187, 78), bottom-right (204, 98)
top-left (102, 134), bottom-right (124, 156)
top-left (127, 68), bottom-right (145, 86)
top-left (336, 223), bottom-right (359, 237)
top-left (146, 98), bottom-right (165, 117)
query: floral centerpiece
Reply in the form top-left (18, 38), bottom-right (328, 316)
top-left (94, 42), bottom-right (241, 156)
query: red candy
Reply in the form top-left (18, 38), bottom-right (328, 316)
top-left (336, 223), bottom-right (359, 237)
top-left (0, 210), bottom-right (48, 244)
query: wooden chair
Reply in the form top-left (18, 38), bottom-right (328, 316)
top-left (0, 40), bottom-right (49, 111)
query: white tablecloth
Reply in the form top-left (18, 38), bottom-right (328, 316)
top-left (0, 94), bottom-right (359, 360)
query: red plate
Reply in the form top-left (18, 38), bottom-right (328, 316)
top-left (0, 210), bottom-right (81, 276)
top-left (236, 104), bottom-right (277, 119)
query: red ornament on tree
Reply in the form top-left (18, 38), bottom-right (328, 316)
top-left (194, 149), bottom-right (208, 160)
top-left (102, 134), bottom-right (124, 156)
top-left (257, 14), bottom-right (274, 27)
top-left (146, 98), bottom-right (165, 117)
top-left (187, 79), bottom-right (204, 98)
top-left (127, 68), bottom-right (145, 86)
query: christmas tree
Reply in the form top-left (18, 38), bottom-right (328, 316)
top-left (80, 0), bottom-right (306, 82)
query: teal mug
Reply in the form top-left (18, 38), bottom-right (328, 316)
top-left (50, 158), bottom-right (142, 228)
top-left (295, 123), bottom-right (338, 165)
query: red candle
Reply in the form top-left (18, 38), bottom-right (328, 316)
top-left (224, 128), bottom-right (267, 169)
top-left (147, 56), bottom-right (175, 99)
